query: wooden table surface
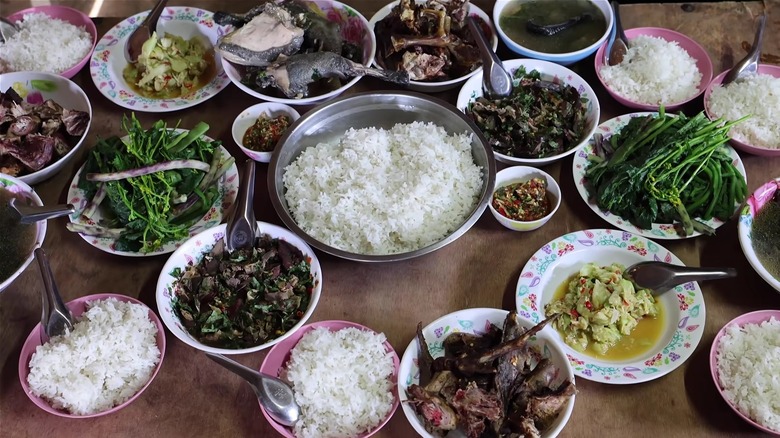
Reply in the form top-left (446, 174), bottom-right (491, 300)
top-left (2, 1), bottom-right (779, 437)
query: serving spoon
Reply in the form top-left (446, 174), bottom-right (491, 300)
top-left (225, 159), bottom-right (257, 253)
top-left (604, 0), bottom-right (629, 66)
top-left (467, 16), bottom-right (512, 99)
top-left (721, 14), bottom-right (767, 86)
top-left (624, 261), bottom-right (737, 294)
top-left (0, 16), bottom-right (19, 43)
top-left (10, 198), bottom-right (74, 225)
top-left (35, 248), bottom-right (75, 344)
top-left (205, 352), bottom-right (300, 426)
top-left (124, 0), bottom-right (169, 64)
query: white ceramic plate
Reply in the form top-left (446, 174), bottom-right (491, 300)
top-left (399, 307), bottom-right (575, 438)
top-left (66, 136), bottom-right (238, 257)
top-left (572, 112), bottom-right (747, 239)
top-left (516, 229), bottom-right (705, 384)
top-left (90, 6), bottom-right (231, 112)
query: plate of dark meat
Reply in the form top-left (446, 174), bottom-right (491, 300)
top-left (399, 308), bottom-right (576, 438)
top-left (0, 72), bottom-right (92, 184)
top-left (370, 0), bottom-right (497, 92)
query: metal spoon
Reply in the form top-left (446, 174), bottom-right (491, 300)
top-left (10, 198), bottom-right (74, 225)
top-left (604, 0), bottom-right (629, 66)
top-left (124, 0), bottom-right (169, 64)
top-left (721, 14), bottom-right (767, 86)
top-left (0, 16), bottom-right (19, 43)
top-left (225, 160), bottom-right (257, 253)
top-left (466, 16), bottom-right (512, 99)
top-left (205, 352), bottom-right (300, 427)
top-left (35, 248), bottom-right (75, 344)
top-left (625, 261), bottom-right (737, 294)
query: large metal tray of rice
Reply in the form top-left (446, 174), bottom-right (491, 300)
top-left (268, 91), bottom-right (496, 262)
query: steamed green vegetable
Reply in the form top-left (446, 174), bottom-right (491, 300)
top-left (70, 114), bottom-right (234, 253)
top-left (585, 109), bottom-right (748, 236)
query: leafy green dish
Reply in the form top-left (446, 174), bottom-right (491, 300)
top-left (67, 114), bottom-right (235, 253)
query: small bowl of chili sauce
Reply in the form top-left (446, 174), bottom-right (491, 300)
top-left (232, 103), bottom-right (301, 163)
top-left (489, 166), bottom-right (561, 231)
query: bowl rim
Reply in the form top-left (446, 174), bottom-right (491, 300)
top-left (593, 26), bottom-right (714, 110)
top-left (222, 0), bottom-right (376, 106)
top-left (232, 102), bottom-right (302, 162)
top-left (267, 89), bottom-right (497, 262)
top-left (709, 309), bottom-right (780, 435)
top-left (398, 307), bottom-right (576, 438)
top-left (456, 58), bottom-right (601, 166)
top-left (259, 319), bottom-right (401, 438)
top-left (155, 222), bottom-right (323, 354)
top-left (488, 166), bottom-right (562, 227)
top-left (18, 293), bottom-right (166, 418)
top-left (0, 173), bottom-right (46, 293)
top-left (492, 0), bottom-right (614, 60)
top-left (368, 0), bottom-right (498, 89)
top-left (5, 5), bottom-right (97, 78)
top-left (737, 177), bottom-right (780, 292)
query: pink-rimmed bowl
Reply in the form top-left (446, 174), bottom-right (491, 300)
top-left (6, 5), bottom-right (97, 78)
top-left (738, 177), bottom-right (780, 293)
top-left (18, 293), bottom-right (166, 418)
top-left (704, 64), bottom-right (780, 156)
top-left (594, 27), bottom-right (713, 111)
top-left (259, 320), bottom-right (400, 438)
top-left (710, 310), bottom-right (780, 435)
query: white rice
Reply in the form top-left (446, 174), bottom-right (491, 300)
top-left (600, 34), bottom-right (702, 105)
top-left (716, 317), bottom-right (780, 431)
top-left (283, 122), bottom-right (483, 255)
top-left (27, 298), bottom-right (160, 415)
top-left (707, 73), bottom-right (780, 149)
top-left (286, 327), bottom-right (395, 438)
top-left (0, 12), bottom-right (92, 74)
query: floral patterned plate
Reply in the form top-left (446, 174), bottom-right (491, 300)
top-left (398, 308), bottom-right (575, 438)
top-left (737, 177), bottom-right (780, 292)
top-left (516, 229), bottom-right (706, 384)
top-left (572, 112), bottom-right (747, 239)
top-left (90, 7), bottom-right (231, 112)
top-left (66, 138), bottom-right (239, 257)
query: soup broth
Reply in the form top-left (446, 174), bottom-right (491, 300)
top-left (0, 188), bottom-right (37, 284)
top-left (499, 0), bottom-right (608, 54)
top-left (751, 194), bottom-right (780, 280)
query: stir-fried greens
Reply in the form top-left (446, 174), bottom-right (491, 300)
top-left (69, 114), bottom-right (234, 252)
top-left (466, 67), bottom-right (588, 159)
top-left (171, 235), bottom-right (314, 349)
top-left (585, 109), bottom-right (748, 236)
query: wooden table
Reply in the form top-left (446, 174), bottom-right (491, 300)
top-left (2, 1), bottom-right (779, 437)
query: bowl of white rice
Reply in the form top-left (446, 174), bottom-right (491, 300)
top-left (704, 64), bottom-right (780, 156)
top-left (268, 91), bottom-right (496, 262)
top-left (259, 320), bottom-right (400, 438)
top-left (2, 6), bottom-right (97, 78)
top-left (710, 310), bottom-right (780, 435)
top-left (594, 28), bottom-right (713, 111)
top-left (18, 294), bottom-right (165, 418)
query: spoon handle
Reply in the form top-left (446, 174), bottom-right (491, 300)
top-left (671, 266), bottom-right (737, 284)
top-left (142, 0), bottom-right (168, 29)
top-left (12, 199), bottom-right (75, 224)
top-left (206, 352), bottom-right (264, 384)
top-left (467, 16), bottom-right (511, 99)
top-left (35, 248), bottom-right (74, 341)
top-left (747, 15), bottom-right (767, 64)
top-left (225, 160), bottom-right (257, 252)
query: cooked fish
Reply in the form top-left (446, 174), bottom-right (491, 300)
top-left (215, 3), bottom-right (304, 67)
top-left (213, 4), bottom-right (266, 27)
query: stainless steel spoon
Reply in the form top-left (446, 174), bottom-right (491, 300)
top-left (0, 16), bottom-right (19, 43)
top-left (625, 261), bottom-right (737, 294)
top-left (721, 14), bottom-right (767, 86)
top-left (35, 248), bottom-right (75, 343)
top-left (124, 0), bottom-right (169, 64)
top-left (205, 352), bottom-right (300, 427)
top-left (225, 160), bottom-right (257, 253)
top-left (604, 0), bottom-right (629, 66)
top-left (10, 198), bottom-right (74, 225)
top-left (467, 16), bottom-right (512, 99)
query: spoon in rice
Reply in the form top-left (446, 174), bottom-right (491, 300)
top-left (721, 14), bottom-right (767, 86)
top-left (0, 16), bottom-right (19, 43)
top-left (205, 352), bottom-right (300, 427)
top-left (35, 248), bottom-right (75, 343)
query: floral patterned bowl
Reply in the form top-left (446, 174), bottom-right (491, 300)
top-left (516, 229), bottom-right (706, 384)
top-left (456, 58), bottom-right (600, 167)
top-left (0, 71), bottom-right (92, 185)
top-left (156, 222), bottom-right (322, 355)
top-left (222, 0), bottom-right (375, 106)
top-left (737, 178), bottom-right (780, 292)
top-left (0, 174), bottom-right (46, 294)
top-left (398, 307), bottom-right (575, 438)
